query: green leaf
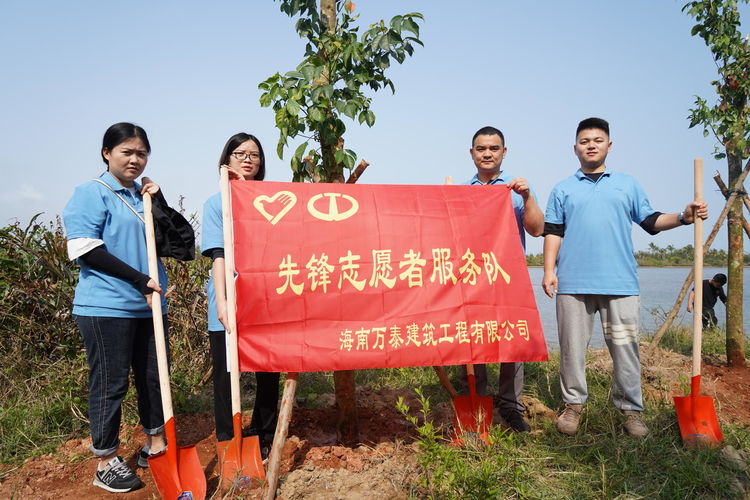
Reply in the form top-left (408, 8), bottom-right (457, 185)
top-left (343, 149), bottom-right (356, 171)
top-left (390, 15), bottom-right (403, 31)
top-left (277, 139), bottom-right (285, 160)
top-left (291, 154), bottom-right (302, 174)
top-left (259, 92), bottom-right (272, 108)
top-left (365, 110), bottom-right (375, 126)
top-left (286, 100), bottom-right (301, 116)
top-left (309, 107), bottom-right (325, 122)
top-left (379, 33), bottom-right (391, 50)
top-left (300, 64), bottom-right (316, 81)
top-left (293, 141), bottom-right (309, 163)
top-left (343, 102), bottom-right (358, 119)
top-left (334, 149), bottom-right (347, 165)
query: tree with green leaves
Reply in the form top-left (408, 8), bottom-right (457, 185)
top-left (258, 0), bottom-right (424, 445)
top-left (259, 0), bottom-right (423, 183)
top-left (685, 0), bottom-right (749, 367)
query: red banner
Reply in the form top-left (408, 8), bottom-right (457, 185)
top-left (231, 181), bottom-right (547, 372)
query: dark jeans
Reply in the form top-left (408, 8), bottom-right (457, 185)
top-left (209, 330), bottom-right (280, 443)
top-left (76, 315), bottom-right (166, 456)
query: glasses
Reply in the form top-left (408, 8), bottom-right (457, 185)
top-left (231, 152), bottom-right (261, 161)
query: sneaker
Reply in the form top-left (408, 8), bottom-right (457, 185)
top-left (622, 410), bottom-right (649, 438)
top-left (93, 456), bottom-right (143, 493)
top-left (501, 409), bottom-right (531, 432)
top-left (556, 403), bottom-right (584, 435)
top-left (137, 445), bottom-right (163, 468)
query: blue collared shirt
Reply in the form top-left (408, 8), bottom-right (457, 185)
top-left (201, 192), bottom-right (225, 331)
top-left (544, 169), bottom-right (655, 295)
top-left (465, 172), bottom-right (529, 250)
top-left (63, 171), bottom-right (168, 317)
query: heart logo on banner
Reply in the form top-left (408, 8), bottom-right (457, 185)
top-left (253, 191), bottom-right (297, 225)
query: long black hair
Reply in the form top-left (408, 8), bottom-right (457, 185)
top-left (218, 132), bottom-right (266, 181)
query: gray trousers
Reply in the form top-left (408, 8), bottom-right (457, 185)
top-left (556, 294), bottom-right (643, 411)
top-left (457, 362), bottom-right (526, 412)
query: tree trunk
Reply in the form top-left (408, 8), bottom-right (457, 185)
top-left (319, 0), bottom-right (359, 443)
top-left (726, 151), bottom-right (747, 367)
top-left (714, 174), bottom-right (750, 238)
top-left (334, 370), bottom-right (359, 445)
top-left (318, 0), bottom-right (346, 183)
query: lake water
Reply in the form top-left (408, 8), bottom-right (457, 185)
top-left (528, 266), bottom-right (750, 350)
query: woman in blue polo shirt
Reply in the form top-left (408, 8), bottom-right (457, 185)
top-left (202, 132), bottom-right (280, 461)
top-left (63, 122), bottom-right (167, 493)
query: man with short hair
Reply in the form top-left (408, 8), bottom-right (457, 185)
top-left (688, 273), bottom-right (727, 328)
top-left (542, 117), bottom-right (708, 438)
top-left (458, 125), bottom-right (544, 432)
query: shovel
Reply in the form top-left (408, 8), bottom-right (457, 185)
top-left (215, 167), bottom-right (266, 486)
top-left (451, 364), bottom-right (493, 445)
top-left (433, 366), bottom-right (489, 445)
top-left (673, 158), bottom-right (723, 447)
top-left (143, 191), bottom-right (206, 500)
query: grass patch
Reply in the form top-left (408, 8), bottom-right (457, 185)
top-left (399, 355), bottom-right (750, 499)
top-left (658, 323), bottom-right (750, 358)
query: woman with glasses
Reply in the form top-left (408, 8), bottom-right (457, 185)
top-left (201, 133), bottom-right (280, 461)
top-left (62, 122), bottom-right (167, 493)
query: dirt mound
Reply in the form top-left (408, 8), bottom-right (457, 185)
top-left (277, 440), bottom-right (419, 500)
top-left (590, 343), bottom-right (750, 425)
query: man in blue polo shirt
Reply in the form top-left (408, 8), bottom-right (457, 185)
top-left (458, 125), bottom-right (544, 432)
top-left (542, 117), bottom-right (708, 438)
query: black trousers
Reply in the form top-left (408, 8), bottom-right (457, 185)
top-left (701, 307), bottom-right (718, 329)
top-left (209, 330), bottom-right (280, 443)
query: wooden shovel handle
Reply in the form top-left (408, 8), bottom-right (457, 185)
top-left (692, 159), bottom-right (703, 378)
top-left (143, 192), bottom-right (173, 422)
top-left (220, 168), bottom-right (243, 417)
top-left (433, 366), bottom-right (458, 398)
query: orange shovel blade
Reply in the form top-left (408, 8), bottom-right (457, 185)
top-left (217, 435), bottom-right (266, 487)
top-left (674, 394), bottom-right (722, 446)
top-left (149, 444), bottom-right (206, 500)
top-left (451, 394), bottom-right (493, 445)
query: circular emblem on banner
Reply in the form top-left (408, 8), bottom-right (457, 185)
top-left (307, 193), bottom-right (359, 221)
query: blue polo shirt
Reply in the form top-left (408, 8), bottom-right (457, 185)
top-left (545, 169), bottom-right (655, 295)
top-left (201, 193), bottom-right (224, 331)
top-left (63, 171), bottom-right (168, 318)
top-left (466, 172), bottom-right (529, 250)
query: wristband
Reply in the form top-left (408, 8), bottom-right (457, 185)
top-left (678, 211), bottom-right (690, 225)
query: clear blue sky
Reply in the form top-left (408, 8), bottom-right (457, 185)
top-left (1, 0), bottom-right (747, 255)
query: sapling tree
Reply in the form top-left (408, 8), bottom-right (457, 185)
top-left (259, 0), bottom-right (423, 183)
top-left (684, 0), bottom-right (750, 367)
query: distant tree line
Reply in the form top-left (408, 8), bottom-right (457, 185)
top-left (526, 243), bottom-right (750, 267)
